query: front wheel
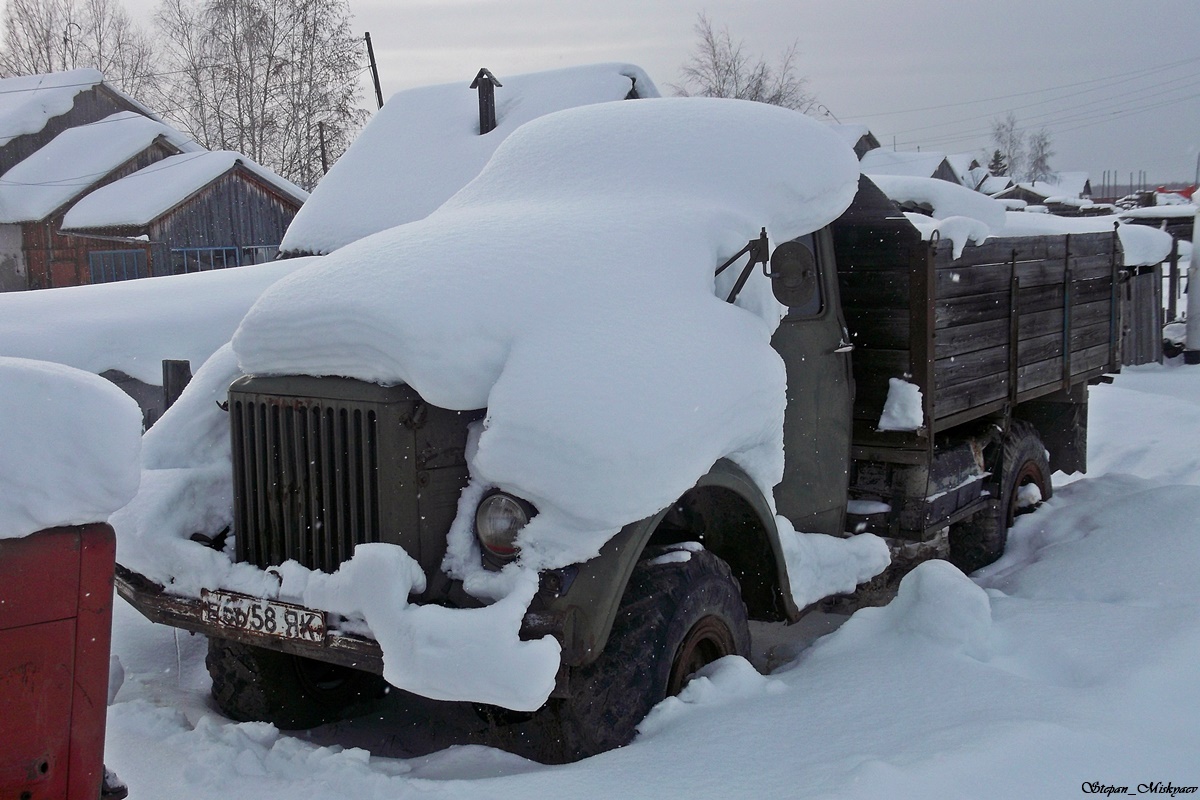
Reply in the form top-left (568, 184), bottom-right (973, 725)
top-left (526, 546), bottom-right (750, 762)
top-left (206, 638), bottom-right (386, 729)
top-left (949, 420), bottom-right (1051, 573)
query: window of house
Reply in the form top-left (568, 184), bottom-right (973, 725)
top-left (169, 245), bottom-right (279, 274)
top-left (89, 250), bottom-right (148, 283)
top-left (170, 246), bottom-right (240, 274)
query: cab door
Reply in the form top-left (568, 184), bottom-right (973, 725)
top-left (769, 227), bottom-right (854, 535)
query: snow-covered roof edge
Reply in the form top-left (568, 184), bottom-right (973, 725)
top-left (0, 69), bottom-right (104, 146)
top-left (0, 111), bottom-right (202, 223)
top-left (62, 150), bottom-right (307, 230)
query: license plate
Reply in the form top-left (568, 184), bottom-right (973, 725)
top-left (201, 589), bottom-right (327, 643)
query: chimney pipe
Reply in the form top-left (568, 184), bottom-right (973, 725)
top-left (470, 68), bottom-right (502, 135)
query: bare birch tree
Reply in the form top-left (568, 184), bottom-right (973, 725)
top-left (0, 0), bottom-right (157, 96)
top-left (991, 112), bottom-right (1026, 184)
top-left (671, 13), bottom-right (815, 112)
top-left (153, 0), bottom-right (366, 190)
top-left (1025, 128), bottom-right (1056, 184)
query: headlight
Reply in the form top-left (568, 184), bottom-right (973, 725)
top-left (475, 491), bottom-right (535, 561)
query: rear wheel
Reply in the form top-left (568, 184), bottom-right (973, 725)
top-left (950, 420), bottom-right (1051, 573)
top-left (206, 637), bottom-right (386, 729)
top-left (524, 547), bottom-right (750, 762)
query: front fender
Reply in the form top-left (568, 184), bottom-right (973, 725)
top-left (543, 458), bottom-right (796, 667)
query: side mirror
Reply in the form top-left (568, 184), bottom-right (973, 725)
top-left (768, 240), bottom-right (818, 308)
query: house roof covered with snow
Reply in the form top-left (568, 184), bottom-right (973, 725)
top-left (278, 62), bottom-right (660, 256)
top-left (945, 153), bottom-right (983, 188)
top-left (860, 148), bottom-right (954, 181)
top-left (979, 174), bottom-right (1014, 195)
top-left (1000, 171), bottom-right (1092, 201)
top-left (0, 69), bottom-right (104, 147)
top-left (61, 150), bottom-right (308, 230)
top-left (0, 111), bottom-right (200, 223)
top-left (826, 123), bottom-right (880, 158)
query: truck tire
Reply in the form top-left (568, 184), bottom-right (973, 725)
top-left (530, 547), bottom-right (750, 762)
top-left (206, 637), bottom-right (386, 729)
top-left (949, 420), bottom-right (1051, 573)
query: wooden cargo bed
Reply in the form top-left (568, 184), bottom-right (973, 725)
top-left (833, 177), bottom-right (1120, 461)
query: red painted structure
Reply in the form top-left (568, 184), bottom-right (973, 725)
top-left (0, 524), bottom-right (117, 799)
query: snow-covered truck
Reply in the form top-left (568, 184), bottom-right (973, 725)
top-left (113, 98), bottom-right (1138, 761)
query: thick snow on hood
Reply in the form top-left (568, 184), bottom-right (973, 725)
top-left (873, 175), bottom-right (1174, 264)
top-left (0, 357), bottom-right (141, 538)
top-left (279, 63), bottom-right (659, 256)
top-left (236, 97), bottom-right (860, 569)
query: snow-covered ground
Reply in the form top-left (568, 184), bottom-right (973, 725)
top-left (105, 358), bottom-right (1200, 798)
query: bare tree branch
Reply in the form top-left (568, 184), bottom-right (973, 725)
top-left (670, 14), bottom-right (816, 113)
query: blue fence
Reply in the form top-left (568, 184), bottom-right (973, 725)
top-left (89, 250), bottom-right (148, 283)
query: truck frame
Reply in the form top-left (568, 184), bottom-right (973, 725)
top-left (117, 174), bottom-right (1126, 760)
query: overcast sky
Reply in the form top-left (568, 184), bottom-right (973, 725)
top-left (344, 0), bottom-right (1200, 189)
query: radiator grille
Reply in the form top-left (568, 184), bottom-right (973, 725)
top-left (231, 397), bottom-right (381, 572)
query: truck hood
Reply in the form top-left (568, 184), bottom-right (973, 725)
top-left (233, 97), bottom-right (860, 572)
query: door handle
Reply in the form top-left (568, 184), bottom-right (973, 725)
top-left (831, 340), bottom-right (854, 354)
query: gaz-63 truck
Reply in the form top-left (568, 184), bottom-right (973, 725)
top-left (115, 98), bottom-right (1133, 761)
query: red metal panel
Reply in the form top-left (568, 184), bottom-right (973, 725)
top-left (0, 530), bottom-right (80, 628)
top-left (68, 526), bottom-right (116, 800)
top-left (0, 525), bottom-right (116, 800)
top-left (0, 619), bottom-right (74, 797)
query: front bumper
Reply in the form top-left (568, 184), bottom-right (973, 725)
top-left (115, 564), bottom-right (386, 673)
top-left (114, 563), bottom-right (572, 697)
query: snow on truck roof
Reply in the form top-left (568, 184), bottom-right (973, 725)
top-left (235, 97), bottom-right (861, 572)
top-left (278, 62), bottom-right (659, 256)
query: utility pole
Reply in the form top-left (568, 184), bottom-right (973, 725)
top-left (1187, 205), bottom-right (1200, 365)
top-left (318, 121), bottom-right (328, 175)
top-left (365, 32), bottom-right (384, 109)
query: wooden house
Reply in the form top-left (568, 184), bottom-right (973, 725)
top-left (0, 111), bottom-right (199, 289)
top-left (994, 172), bottom-right (1093, 206)
top-left (60, 151), bottom-right (307, 277)
top-left (860, 148), bottom-right (962, 184)
top-left (0, 72), bottom-right (306, 291)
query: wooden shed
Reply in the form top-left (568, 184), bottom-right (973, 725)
top-left (0, 111), bottom-right (197, 289)
top-left (60, 151), bottom-right (306, 279)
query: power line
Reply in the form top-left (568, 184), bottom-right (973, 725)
top-left (840, 53), bottom-right (1200, 119)
top-left (886, 68), bottom-right (1200, 141)
top-left (899, 83), bottom-right (1200, 151)
top-left (894, 76), bottom-right (1200, 150)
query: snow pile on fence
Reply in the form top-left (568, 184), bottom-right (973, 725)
top-left (0, 357), bottom-right (141, 538)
